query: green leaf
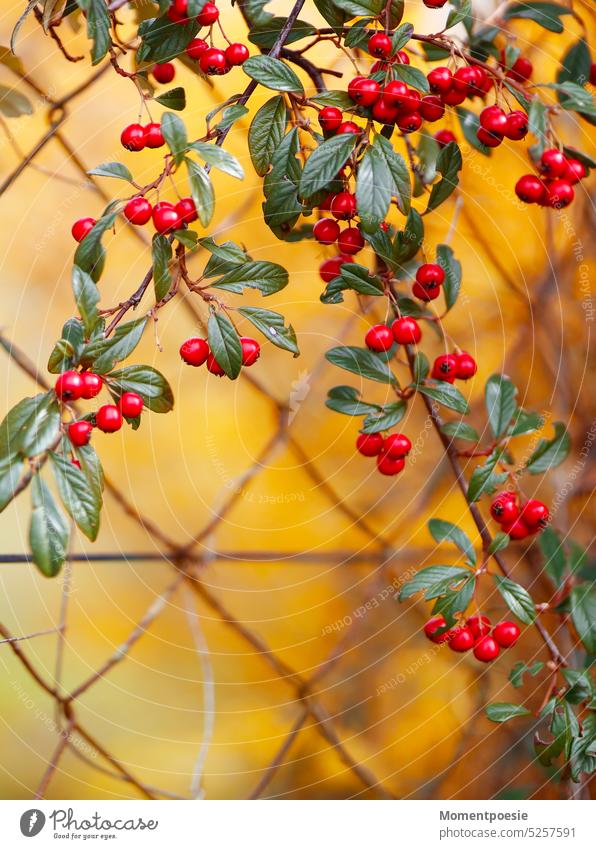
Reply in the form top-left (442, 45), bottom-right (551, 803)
top-left (248, 16), bottom-right (315, 49)
top-left (488, 531), bottom-right (510, 554)
top-left (325, 346), bottom-right (395, 384)
top-left (331, 0), bottom-right (384, 16)
top-left (485, 374), bottom-right (517, 438)
top-left (82, 317), bottom-right (147, 374)
top-left (557, 39), bottom-right (591, 89)
top-left (186, 158), bottom-right (214, 226)
top-left (562, 668), bottom-right (592, 704)
top-left (550, 81), bottom-right (596, 120)
top-left (392, 64), bottom-right (430, 94)
top-left (418, 382), bottom-right (469, 414)
top-left (373, 135), bottom-right (411, 214)
top-left (311, 90), bottom-right (355, 110)
top-left (391, 21), bottom-right (413, 51)
top-left (325, 386), bottom-right (380, 416)
top-left (509, 408), bottom-right (544, 436)
top-left (74, 443), bottom-right (104, 505)
top-left (243, 55), bottom-right (303, 93)
top-left (87, 161), bottom-right (133, 182)
top-left (137, 16), bottom-right (200, 64)
top-left (201, 238), bottom-right (249, 276)
top-left (436, 244), bottom-right (461, 311)
top-left (440, 421), bottom-right (479, 442)
top-left (50, 451), bottom-right (100, 541)
top-left (428, 518), bottom-right (476, 566)
top-left (0, 392), bottom-right (61, 460)
top-left (467, 451), bottom-right (507, 502)
top-left (539, 526), bottom-right (566, 587)
top-left (152, 234), bottom-right (173, 301)
top-left (189, 142), bottom-right (244, 178)
top-left (161, 111), bottom-right (188, 163)
top-left (456, 106), bottom-right (490, 155)
top-left (486, 702), bottom-right (532, 723)
top-left (394, 208), bottom-right (424, 262)
top-left (76, 0), bottom-right (110, 64)
top-left (446, 0), bottom-right (472, 29)
top-left (29, 476), bottom-right (69, 577)
top-left (0, 455), bottom-right (23, 511)
top-left (154, 86), bottom-right (186, 111)
top-left (412, 351), bottom-right (429, 384)
top-left (106, 365), bottom-right (174, 413)
top-left (570, 585), bottom-right (596, 654)
top-left (248, 95), bottom-right (287, 177)
top-left (215, 103), bottom-right (249, 130)
top-left (74, 205), bottom-right (118, 282)
top-left (525, 422), bottom-right (570, 474)
top-left (71, 266), bottom-right (100, 337)
top-left (356, 145), bottom-right (392, 233)
top-left (528, 99), bottom-right (548, 154)
top-left (509, 660), bottom-right (544, 689)
top-left (494, 574), bottom-right (536, 624)
top-left (299, 134), bottom-right (357, 198)
top-left (210, 260), bottom-right (288, 296)
top-left (502, 2), bottom-right (572, 33)
top-left (426, 142), bottom-right (462, 212)
top-left (431, 575), bottom-right (475, 625)
top-left (237, 307), bottom-right (299, 356)
top-left (321, 263), bottom-right (384, 303)
top-left (361, 401), bottom-right (406, 433)
top-left (207, 310), bottom-right (242, 379)
top-left (399, 565), bottom-right (472, 601)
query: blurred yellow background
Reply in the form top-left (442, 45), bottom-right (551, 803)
top-left (0, 1), bottom-right (594, 800)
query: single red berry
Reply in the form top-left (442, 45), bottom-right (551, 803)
top-left (467, 66), bottom-right (488, 96)
top-left (416, 263), bottom-right (444, 287)
top-left (452, 66), bottom-right (480, 96)
top-left (336, 121), bottom-right (360, 135)
top-left (337, 227), bottom-right (365, 255)
top-left (144, 122), bottom-right (165, 149)
top-left (199, 48), bottom-right (227, 75)
top-left (96, 404), bottom-right (123, 433)
top-left (356, 432), bottom-right (384, 457)
top-left (206, 353), bottom-right (226, 376)
top-left (368, 32), bottom-right (392, 59)
top-left (503, 517), bottom-right (531, 540)
top-left (455, 351), bottom-right (477, 380)
top-left (175, 197), bottom-right (198, 224)
top-left (480, 105), bottom-right (508, 134)
top-left (476, 127), bottom-right (503, 148)
top-left (152, 62), bottom-right (175, 84)
top-left (473, 635), bottom-right (500, 662)
top-left (547, 179), bottom-right (574, 209)
top-left (394, 50), bottom-right (409, 64)
top-left (427, 67), bottom-right (452, 95)
top-left (365, 324), bottom-right (393, 352)
top-left (397, 112), bottom-right (422, 134)
top-left (493, 621), bottom-right (521, 648)
top-left (401, 88), bottom-right (421, 113)
top-left (466, 615), bottom-right (491, 639)
top-left (319, 255), bottom-right (352, 283)
top-left (434, 129), bottom-right (456, 148)
top-left (168, 0), bottom-right (190, 23)
top-left (515, 174), bottom-right (546, 204)
top-left (372, 99), bottom-right (398, 125)
top-left (197, 2), bottom-right (219, 25)
top-left (520, 499), bottom-right (550, 529)
top-left (347, 76), bottom-right (366, 101)
top-left (121, 123), bottom-right (145, 152)
top-left (392, 317), bottom-right (421, 345)
top-left (564, 158), bottom-right (586, 184)
top-left (152, 203), bottom-right (181, 234)
top-left (376, 454), bottom-right (405, 476)
top-left (313, 217), bottom-right (340, 245)
top-left (119, 392), bottom-right (144, 418)
top-left (55, 371), bottom-right (84, 401)
top-left (490, 491), bottom-right (519, 524)
top-left (423, 0), bottom-right (448, 7)
top-left (508, 56), bottom-right (533, 83)
top-left (504, 110), bottom-right (528, 141)
top-left (186, 37), bottom-right (209, 60)
top-left (330, 192), bottom-right (357, 221)
top-left (424, 616), bottom-right (452, 644)
top-left (449, 626), bottom-right (475, 652)
top-left (540, 148), bottom-right (567, 178)
top-left (319, 106), bottom-right (343, 134)
top-left (419, 95), bottom-right (445, 122)
top-left (380, 80), bottom-right (408, 109)
top-left (412, 281), bottom-right (440, 301)
top-left (382, 433), bottom-right (412, 459)
top-left (441, 87), bottom-right (467, 106)
top-left (81, 372), bottom-right (103, 400)
top-left (71, 217), bottom-right (96, 243)
top-left (68, 420), bottom-right (93, 447)
top-left (351, 77), bottom-right (381, 107)
top-left (180, 337), bottom-right (209, 366)
top-left (124, 197), bottom-right (153, 225)
top-left (431, 354), bottom-right (458, 383)
top-left (240, 337), bottom-right (260, 366)
top-left (225, 42), bottom-right (249, 66)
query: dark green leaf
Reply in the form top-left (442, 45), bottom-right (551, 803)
top-left (0, 392), bottom-right (60, 460)
top-left (394, 208), bottom-right (424, 262)
top-left (29, 476), bottom-right (69, 577)
top-left (74, 205), bottom-right (118, 282)
top-left (326, 346), bottom-right (395, 384)
top-left (311, 90), bottom-right (355, 110)
top-left (525, 421), bottom-right (570, 474)
top-left (557, 39), bottom-right (591, 89)
top-left (331, 0), bottom-right (384, 16)
top-left (570, 585), bottom-right (596, 654)
top-left (502, 2), bottom-right (571, 33)
top-left (189, 142), bottom-right (244, 178)
top-left (155, 86), bottom-right (186, 111)
top-left (446, 0), bottom-right (472, 29)
top-left (399, 565), bottom-right (471, 601)
top-left (207, 310), bottom-right (242, 379)
top-left (76, 0), bottom-right (110, 64)
top-left (440, 421), bottom-right (479, 442)
top-left (237, 307), bottom-right (299, 356)
top-left (243, 55), bottom-right (303, 93)
top-left (152, 234), bottom-right (173, 301)
top-left (412, 351), bottom-right (429, 384)
top-left (211, 260), bottom-right (288, 296)
top-left (392, 63), bottom-right (430, 93)
top-left (485, 373), bottom-right (517, 437)
top-left (486, 702), bottom-right (532, 722)
top-left (426, 142), bottom-right (462, 212)
top-left (82, 317), bottom-right (147, 374)
top-left (509, 408), bottom-right (544, 436)
top-left (215, 103), bottom-right (249, 130)
top-left (431, 575), bottom-right (475, 625)
top-left (436, 244), bottom-right (461, 310)
top-left (488, 531), bottom-right (510, 554)
top-left (428, 518), bottom-right (476, 566)
top-left (467, 452), bottom-right (507, 502)
top-left (72, 266), bottom-right (100, 336)
top-left (248, 95), bottom-right (287, 176)
top-left (373, 135), bottom-right (411, 214)
top-left (321, 263), bottom-right (384, 302)
top-left (299, 134), bottom-right (357, 198)
top-left (325, 386), bottom-right (380, 416)
top-left (106, 365), bottom-right (174, 413)
top-left (361, 401), bottom-right (406, 433)
top-left (161, 111), bottom-right (188, 163)
top-left (539, 527), bottom-right (566, 587)
top-left (509, 660), bottom-right (544, 688)
top-left (494, 574), bottom-right (536, 623)
top-left (137, 16), bottom-right (199, 64)
top-left (0, 455), bottom-right (23, 511)
top-left (356, 145), bottom-right (392, 233)
top-left (186, 158), bottom-right (214, 226)
top-left (88, 161), bottom-right (133, 182)
top-left (50, 451), bottom-right (100, 541)
top-left (456, 106), bottom-right (490, 155)
top-left (418, 381), bottom-right (469, 414)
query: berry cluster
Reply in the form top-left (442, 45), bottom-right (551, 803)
top-left (477, 104), bottom-right (528, 148)
top-left (424, 613), bottom-right (520, 662)
top-left (120, 121), bottom-right (165, 153)
top-left (431, 351), bottom-right (477, 382)
top-left (163, 2), bottom-right (249, 76)
top-left (314, 191), bottom-right (362, 283)
top-left (179, 335), bottom-right (260, 376)
top-left (365, 317), bottom-right (422, 351)
top-left (356, 431), bottom-right (412, 476)
top-left (490, 491), bottom-right (550, 540)
top-left (515, 148), bottom-right (587, 209)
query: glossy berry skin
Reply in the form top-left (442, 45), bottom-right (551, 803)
top-left (71, 218), bottom-right (96, 243)
top-left (144, 123), bottom-right (165, 149)
top-left (442, 87), bottom-right (466, 106)
top-left (124, 197), bottom-right (152, 225)
top-left (68, 420), bottom-right (93, 447)
top-left (480, 105), bottom-right (507, 134)
top-left (336, 121), bottom-right (360, 135)
top-left (540, 148), bottom-right (567, 178)
top-left (432, 354), bottom-right (458, 383)
top-left (121, 123), bottom-right (145, 152)
top-left (368, 33), bottom-right (392, 59)
top-left (504, 110), bottom-right (528, 141)
top-left (152, 62), bottom-right (175, 84)
top-left (434, 129), bottom-right (456, 148)
top-left (424, 616), bottom-right (452, 644)
top-left (313, 218), bottom-right (340, 245)
top-left (319, 255), bottom-right (352, 283)
top-left (240, 337), bottom-right (260, 366)
top-left (547, 179), bottom-right (574, 209)
top-left (180, 337), bottom-right (209, 366)
top-left (455, 352), bottom-right (477, 380)
top-left (175, 197), bottom-right (198, 224)
top-left (330, 192), bottom-right (357, 220)
top-left (521, 499), bottom-right (549, 529)
top-left (508, 56), bottom-right (533, 83)
top-left (197, 2), bottom-right (219, 25)
top-left (380, 80), bottom-right (408, 109)
top-left (383, 433), bottom-right (411, 459)
top-left (564, 159), bottom-right (586, 184)
top-left (493, 621), bottom-right (521, 648)
top-left (200, 48), bottom-right (227, 75)
top-left (225, 42), bottom-right (249, 66)
top-left (119, 392), bottom-right (144, 418)
top-left (394, 50), bottom-right (409, 64)
top-left (206, 353), bottom-right (225, 376)
top-left (477, 127), bottom-right (503, 148)
top-left (397, 112), bottom-right (422, 134)
top-left (392, 317), bottom-right (421, 345)
top-left (515, 174), bottom-right (546, 204)
top-left (452, 66), bottom-right (480, 96)
top-left (427, 67), bottom-right (452, 95)
top-left (152, 203), bottom-right (180, 234)
top-left (466, 615), bottom-right (491, 639)
top-left (503, 517), bottom-right (531, 540)
top-left (337, 227), bottom-right (365, 255)
top-left (376, 454), bottom-right (405, 476)
top-left (168, 0), bottom-right (189, 22)
top-left (416, 263), bottom-right (444, 287)
top-left (81, 372), bottom-right (103, 399)
top-left (473, 635), bottom-right (500, 662)
top-left (490, 491), bottom-right (519, 524)
top-left (400, 89), bottom-right (421, 113)
top-left (96, 404), bottom-right (123, 433)
top-left (356, 432), bottom-right (384, 457)
top-left (412, 281), bottom-right (440, 301)
top-left (55, 371), bottom-right (84, 401)
top-left (186, 37), bottom-right (209, 60)
top-left (449, 627), bottom-right (475, 652)
top-left (365, 324), bottom-right (394, 352)
top-left (319, 106), bottom-right (343, 134)
top-left (352, 78), bottom-right (381, 107)
top-left (372, 99), bottom-right (399, 125)
top-left (419, 95), bottom-right (445, 122)
top-left (423, 0), bottom-right (448, 7)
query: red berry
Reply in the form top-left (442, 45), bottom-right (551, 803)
top-left (175, 197), bottom-right (198, 224)
top-left (434, 129), bottom-right (456, 148)
top-left (503, 517), bottom-right (531, 540)
top-left (380, 80), bottom-right (408, 109)
top-left (144, 122), bottom-right (165, 149)
top-left (186, 37), bottom-right (209, 61)
top-left (466, 615), bottom-right (491, 639)
top-left (449, 626), bottom-right (475, 652)
top-left (416, 263), bottom-right (444, 287)
top-left (365, 324), bottom-right (393, 352)
top-left (96, 404), bottom-right (123, 433)
top-left (199, 48), bottom-right (227, 75)
top-left (427, 67), bottom-right (452, 95)
top-left (515, 174), bottom-right (546, 204)
top-left (564, 158), bottom-right (586, 184)
top-left (394, 50), bottom-right (409, 64)
top-left (392, 317), bottom-right (421, 345)
top-left (419, 95), bottom-right (445, 122)
top-left (124, 197), bottom-right (153, 225)
top-left (337, 227), bottom-right (365, 255)
top-left (540, 148), bottom-right (567, 178)
top-left (55, 371), bottom-right (84, 401)
top-left (476, 127), bottom-right (503, 148)
top-left (121, 123), bottom-right (145, 152)
top-left (368, 33), bottom-right (392, 59)
top-left (180, 337), bottom-right (209, 366)
top-left (412, 281), bottom-right (440, 301)
top-left (431, 354), bottom-right (458, 383)
top-left (455, 351), bottom-right (477, 380)
top-left (330, 192), bottom-right (357, 220)
top-left (547, 179), bottom-right (574, 209)
top-left (353, 77), bottom-right (381, 107)
top-left (382, 433), bottom-right (411, 458)
top-left (372, 99), bottom-right (399, 125)
top-left (240, 337), bottom-right (260, 366)
top-left (591, 62), bottom-right (596, 86)
top-left (490, 492), bottom-right (519, 524)
top-left (520, 499), bottom-right (549, 529)
top-left (480, 105), bottom-right (508, 134)
top-left (71, 217), bottom-right (96, 243)
top-left (397, 112), bottom-right (422, 134)
top-left (493, 621), bottom-right (521, 648)
top-left (81, 372), bottom-right (103, 400)
top-left (473, 635), bottom-right (500, 662)
top-left (168, 0), bottom-right (189, 23)
top-left (206, 353), bottom-right (226, 376)
top-left (356, 432), bottom-right (384, 457)
top-left (197, 2), bottom-right (219, 25)
top-left (313, 217), bottom-right (340, 245)
top-left (423, 0), bottom-right (448, 7)
top-left (68, 420), bottom-right (93, 447)
top-left (508, 56), bottom-right (533, 83)
top-left (319, 106), bottom-right (343, 134)
top-left (424, 616), bottom-right (452, 644)
top-left (119, 392), bottom-right (144, 418)
top-left (400, 88), bottom-right (421, 113)
top-left (319, 255), bottom-right (352, 283)
top-left (152, 62), bottom-right (175, 84)
top-left (152, 203), bottom-right (180, 234)
top-left (225, 42), bottom-right (249, 66)
top-left (504, 110), bottom-right (528, 141)
top-left (453, 66), bottom-right (480, 96)
top-left (347, 76), bottom-right (365, 101)
top-left (336, 121), bottom-right (360, 135)
top-left (376, 454), bottom-right (405, 476)
top-left (71, 458), bottom-right (81, 469)
top-left (442, 88), bottom-right (467, 106)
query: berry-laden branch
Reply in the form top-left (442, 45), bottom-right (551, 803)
top-left (1, 0), bottom-right (594, 797)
